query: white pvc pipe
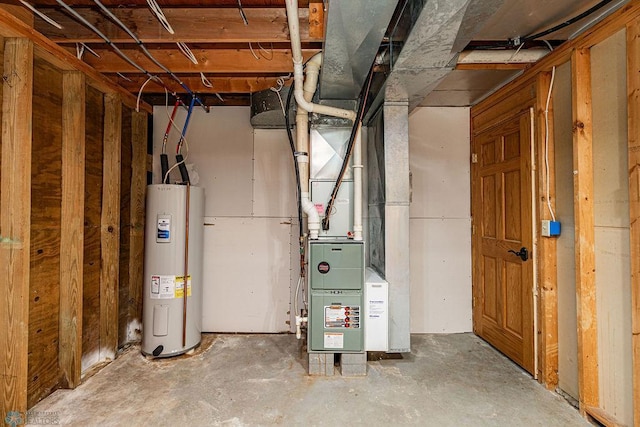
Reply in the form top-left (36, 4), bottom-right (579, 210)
top-left (353, 125), bottom-right (363, 241)
top-left (285, 0), bottom-right (357, 240)
top-left (285, 0), bottom-right (356, 122)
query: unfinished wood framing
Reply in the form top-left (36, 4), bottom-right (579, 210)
top-left (28, 57), bottom-right (64, 408)
top-left (0, 37), bottom-right (33, 421)
top-left (571, 48), bottom-right (599, 411)
top-left (128, 111), bottom-right (147, 342)
top-left (99, 93), bottom-right (122, 362)
top-left (0, 7), bottom-right (150, 113)
top-left (308, 2), bottom-right (324, 39)
top-left (535, 71), bottom-right (559, 390)
top-left (626, 19), bottom-right (640, 427)
top-left (37, 7), bottom-right (317, 44)
top-left (59, 72), bottom-right (86, 389)
top-left (81, 48), bottom-right (320, 74)
top-left (82, 86), bottom-right (104, 371)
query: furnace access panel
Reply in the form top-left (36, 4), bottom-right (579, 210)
top-left (308, 241), bottom-right (364, 352)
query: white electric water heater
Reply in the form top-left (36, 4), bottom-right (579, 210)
top-left (142, 184), bottom-right (204, 357)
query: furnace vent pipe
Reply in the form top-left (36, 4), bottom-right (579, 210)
top-left (295, 53), bottom-right (322, 239)
top-left (286, 0), bottom-right (356, 240)
top-left (285, 0), bottom-right (356, 122)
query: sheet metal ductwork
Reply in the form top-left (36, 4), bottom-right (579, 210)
top-left (319, 0), bottom-right (399, 100)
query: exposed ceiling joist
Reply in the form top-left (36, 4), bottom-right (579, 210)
top-left (25, 0), bottom-right (309, 7)
top-left (75, 46), bottom-right (319, 73)
top-left (112, 74), bottom-right (288, 94)
top-left (36, 7), bottom-right (319, 43)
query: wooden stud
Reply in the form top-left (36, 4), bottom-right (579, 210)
top-left (535, 71), bottom-right (559, 390)
top-left (626, 19), bottom-right (640, 427)
top-left (0, 37), bottom-right (33, 422)
top-left (308, 3), bottom-right (325, 40)
top-left (127, 111), bottom-right (147, 342)
top-left (571, 48), bottom-right (599, 411)
top-left (58, 71), bottom-right (85, 389)
top-left (100, 93), bottom-right (121, 362)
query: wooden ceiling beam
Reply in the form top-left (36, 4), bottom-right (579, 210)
top-left (36, 7), bottom-right (319, 43)
top-left (28, 0), bottom-right (308, 6)
top-left (0, 6), bottom-right (150, 111)
top-left (76, 47), bottom-right (320, 73)
top-left (111, 75), bottom-right (290, 94)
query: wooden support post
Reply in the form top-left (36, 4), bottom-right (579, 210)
top-left (0, 37), bottom-right (33, 422)
top-left (626, 20), bottom-right (640, 427)
top-left (58, 71), bottom-right (85, 389)
top-left (100, 93), bottom-right (121, 361)
top-left (127, 111), bottom-right (147, 342)
top-left (571, 48), bottom-right (599, 411)
top-left (535, 71), bottom-right (559, 390)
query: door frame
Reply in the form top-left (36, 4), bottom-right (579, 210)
top-left (470, 77), bottom-right (558, 389)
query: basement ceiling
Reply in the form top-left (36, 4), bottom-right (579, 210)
top-left (14, 0), bottom-right (631, 107)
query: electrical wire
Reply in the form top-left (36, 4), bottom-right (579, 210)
top-left (284, 72), bottom-right (304, 242)
top-left (164, 127), bottom-right (190, 184)
top-left (269, 74), bottom-right (291, 117)
top-left (92, 0), bottom-right (209, 112)
top-left (523, 0), bottom-right (614, 41)
top-left (116, 72), bottom-right (132, 82)
top-left (544, 66), bottom-right (557, 222)
top-left (146, 0), bottom-right (175, 34)
top-left (257, 42), bottom-right (274, 60)
top-left (248, 42), bottom-right (260, 60)
top-left (177, 41), bottom-right (198, 65)
top-left (19, 0), bottom-right (63, 29)
top-left (137, 75), bottom-right (163, 112)
top-left (163, 99), bottom-right (181, 154)
top-left (200, 72), bottom-right (213, 88)
top-left (323, 63), bottom-right (375, 230)
top-left (57, 0), bottom-right (146, 73)
top-left (76, 42), bottom-right (100, 60)
top-left (237, 0), bottom-right (249, 25)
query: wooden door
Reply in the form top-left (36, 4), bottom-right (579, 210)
top-left (472, 109), bottom-right (535, 374)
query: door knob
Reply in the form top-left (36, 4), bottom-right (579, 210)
top-left (508, 247), bottom-right (528, 262)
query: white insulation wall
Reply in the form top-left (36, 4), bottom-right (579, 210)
top-left (153, 105), bottom-right (472, 335)
top-left (153, 106), bottom-right (297, 333)
top-left (408, 107), bottom-right (472, 333)
top-left (591, 30), bottom-right (633, 425)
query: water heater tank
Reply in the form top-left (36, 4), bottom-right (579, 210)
top-left (142, 184), bottom-right (205, 357)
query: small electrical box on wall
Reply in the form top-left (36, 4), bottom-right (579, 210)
top-left (541, 220), bottom-right (561, 237)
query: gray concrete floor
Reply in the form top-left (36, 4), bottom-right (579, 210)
top-left (30, 333), bottom-right (588, 426)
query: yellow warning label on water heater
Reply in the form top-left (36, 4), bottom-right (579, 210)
top-left (174, 275), bottom-right (192, 298)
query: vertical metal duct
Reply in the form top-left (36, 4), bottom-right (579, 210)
top-left (319, 0), bottom-right (399, 100)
